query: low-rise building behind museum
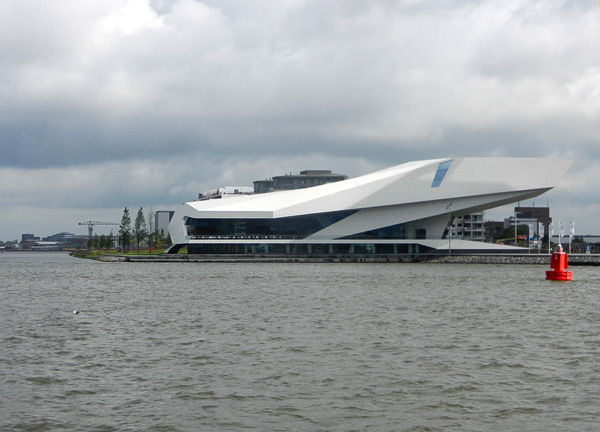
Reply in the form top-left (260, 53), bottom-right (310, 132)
top-left (253, 170), bottom-right (347, 194)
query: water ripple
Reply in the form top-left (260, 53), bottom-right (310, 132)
top-left (2, 254), bottom-right (600, 431)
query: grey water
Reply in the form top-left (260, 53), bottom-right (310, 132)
top-left (1, 252), bottom-right (600, 431)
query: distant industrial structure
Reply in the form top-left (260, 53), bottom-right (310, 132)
top-left (78, 220), bottom-right (119, 241)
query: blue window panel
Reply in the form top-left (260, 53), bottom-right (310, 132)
top-left (431, 160), bottom-right (452, 188)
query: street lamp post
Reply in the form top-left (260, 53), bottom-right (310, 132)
top-left (514, 208), bottom-right (518, 246)
top-left (446, 201), bottom-right (454, 255)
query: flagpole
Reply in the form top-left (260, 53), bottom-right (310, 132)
top-left (569, 221), bottom-right (575, 254)
top-left (539, 222), bottom-right (544, 255)
top-left (514, 207), bottom-right (517, 246)
top-left (446, 200), bottom-right (453, 255)
top-left (559, 221), bottom-right (565, 249)
top-left (569, 234), bottom-right (572, 254)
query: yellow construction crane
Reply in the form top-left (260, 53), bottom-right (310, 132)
top-left (79, 221), bottom-right (119, 240)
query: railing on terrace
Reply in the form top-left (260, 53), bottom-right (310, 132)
top-left (188, 234), bottom-right (429, 241)
top-left (190, 235), bottom-right (303, 240)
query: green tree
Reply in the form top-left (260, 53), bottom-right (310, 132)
top-left (147, 207), bottom-right (155, 249)
top-left (105, 230), bottom-right (115, 250)
top-left (119, 207), bottom-right (132, 252)
top-left (133, 207), bottom-right (148, 253)
top-left (155, 229), bottom-right (165, 249)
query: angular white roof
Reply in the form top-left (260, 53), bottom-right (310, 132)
top-left (169, 157), bottom-right (573, 244)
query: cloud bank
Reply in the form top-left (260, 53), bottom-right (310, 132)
top-left (1, 0), bottom-right (598, 239)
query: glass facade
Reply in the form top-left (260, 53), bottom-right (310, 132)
top-left (184, 209), bottom-right (432, 242)
top-left (184, 210), bottom-right (357, 239)
top-left (342, 220), bottom-right (427, 240)
top-left (185, 211), bottom-right (429, 241)
top-left (186, 242), bottom-right (431, 255)
top-left (178, 208), bottom-right (434, 256)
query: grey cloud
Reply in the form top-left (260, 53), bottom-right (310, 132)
top-left (1, 0), bottom-right (599, 239)
top-left (470, 5), bottom-right (600, 82)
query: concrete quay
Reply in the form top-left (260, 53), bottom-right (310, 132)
top-left (99, 253), bottom-right (600, 265)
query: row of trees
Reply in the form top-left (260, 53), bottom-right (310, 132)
top-left (117, 207), bottom-right (169, 252)
top-left (88, 234), bottom-right (114, 250)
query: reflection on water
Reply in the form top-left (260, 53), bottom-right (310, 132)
top-left (2, 252), bottom-right (600, 431)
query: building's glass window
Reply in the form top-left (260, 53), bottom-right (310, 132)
top-left (185, 242), bottom-right (435, 255)
top-left (185, 210), bottom-right (357, 239)
top-left (342, 220), bottom-right (427, 240)
top-left (431, 160), bottom-right (452, 188)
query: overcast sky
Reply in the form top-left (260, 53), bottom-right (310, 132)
top-left (1, 0), bottom-right (599, 241)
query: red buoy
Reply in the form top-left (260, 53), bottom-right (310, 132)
top-left (546, 245), bottom-right (572, 281)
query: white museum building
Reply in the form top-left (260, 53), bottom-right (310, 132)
top-left (167, 158), bottom-right (573, 255)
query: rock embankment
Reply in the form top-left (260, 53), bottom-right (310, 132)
top-left (426, 254), bottom-right (600, 265)
top-left (96, 255), bottom-right (129, 262)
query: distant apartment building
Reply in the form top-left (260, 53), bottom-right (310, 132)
top-left (503, 206), bottom-right (551, 236)
top-left (21, 233), bottom-right (38, 242)
top-left (253, 170), bottom-right (348, 194)
top-left (452, 212), bottom-right (485, 241)
top-left (20, 234), bottom-right (40, 250)
top-left (482, 205), bottom-right (552, 243)
top-left (198, 186), bottom-right (254, 201)
top-left (514, 206), bottom-right (552, 232)
top-left (155, 211), bottom-right (175, 236)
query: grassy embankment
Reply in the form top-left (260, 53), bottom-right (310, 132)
top-left (71, 248), bottom-right (187, 259)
